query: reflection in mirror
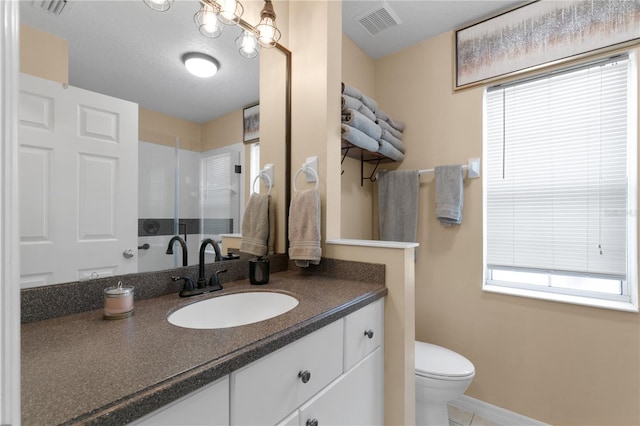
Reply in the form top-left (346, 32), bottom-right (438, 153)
top-left (18, 0), bottom-right (290, 288)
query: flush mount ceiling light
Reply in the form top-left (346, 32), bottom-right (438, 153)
top-left (144, 0), bottom-right (281, 58)
top-left (182, 53), bottom-right (220, 78)
top-left (143, 0), bottom-right (172, 12)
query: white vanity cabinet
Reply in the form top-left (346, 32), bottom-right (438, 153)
top-left (273, 298), bottom-right (384, 426)
top-left (298, 347), bottom-right (383, 426)
top-left (132, 376), bottom-right (229, 425)
top-left (129, 299), bottom-right (384, 426)
top-left (230, 320), bottom-right (345, 425)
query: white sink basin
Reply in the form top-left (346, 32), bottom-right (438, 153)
top-left (168, 291), bottom-right (299, 329)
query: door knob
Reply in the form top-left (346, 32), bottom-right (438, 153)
top-left (306, 419), bottom-right (318, 426)
top-left (364, 329), bottom-right (374, 339)
top-left (122, 249), bottom-right (134, 259)
top-left (298, 370), bottom-right (311, 383)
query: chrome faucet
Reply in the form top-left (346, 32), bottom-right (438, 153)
top-left (197, 238), bottom-right (224, 289)
top-left (166, 235), bottom-right (188, 267)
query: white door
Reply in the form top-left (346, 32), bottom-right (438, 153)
top-left (19, 73), bottom-right (138, 287)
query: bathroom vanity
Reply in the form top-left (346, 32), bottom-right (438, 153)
top-left (21, 269), bottom-right (386, 425)
top-left (135, 299), bottom-right (383, 425)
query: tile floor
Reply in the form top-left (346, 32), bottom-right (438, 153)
top-left (448, 404), bottom-right (503, 426)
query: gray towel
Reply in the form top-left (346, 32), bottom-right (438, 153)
top-left (341, 82), bottom-right (378, 113)
top-left (387, 117), bottom-right (406, 133)
top-left (341, 94), bottom-right (362, 111)
top-left (378, 170), bottom-right (419, 242)
top-left (342, 108), bottom-right (382, 140)
top-left (377, 118), bottom-right (403, 140)
top-left (380, 129), bottom-right (405, 153)
top-left (240, 193), bottom-right (271, 256)
top-left (375, 109), bottom-right (406, 133)
top-left (341, 95), bottom-right (377, 122)
top-left (288, 188), bottom-right (321, 267)
top-left (341, 124), bottom-right (379, 152)
top-left (434, 165), bottom-right (464, 226)
top-left (376, 139), bottom-right (404, 161)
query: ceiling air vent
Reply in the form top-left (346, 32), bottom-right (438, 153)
top-left (354, 2), bottom-right (402, 37)
top-left (31, 0), bottom-right (68, 16)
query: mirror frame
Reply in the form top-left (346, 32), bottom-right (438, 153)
top-left (237, 15), bottom-right (292, 251)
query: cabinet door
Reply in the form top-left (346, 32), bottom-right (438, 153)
top-left (299, 347), bottom-right (383, 426)
top-left (276, 410), bottom-right (299, 426)
top-left (344, 299), bottom-right (383, 371)
top-left (132, 376), bottom-right (229, 425)
top-left (230, 320), bottom-right (344, 426)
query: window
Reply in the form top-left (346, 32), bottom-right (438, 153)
top-left (484, 54), bottom-right (638, 312)
top-left (201, 152), bottom-right (232, 215)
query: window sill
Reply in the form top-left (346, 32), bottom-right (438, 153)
top-left (483, 283), bottom-right (639, 313)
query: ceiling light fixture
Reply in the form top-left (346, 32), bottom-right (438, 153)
top-left (194, 4), bottom-right (222, 38)
top-left (255, 0), bottom-right (281, 48)
top-left (236, 30), bottom-right (260, 59)
top-left (144, 0), bottom-right (281, 58)
top-left (143, 0), bottom-right (172, 12)
top-left (182, 53), bottom-right (220, 78)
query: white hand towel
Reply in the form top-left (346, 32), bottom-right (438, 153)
top-left (434, 165), bottom-right (463, 226)
top-left (240, 193), bottom-right (270, 256)
top-left (288, 188), bottom-right (321, 267)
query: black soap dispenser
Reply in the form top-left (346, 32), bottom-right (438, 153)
top-left (249, 256), bottom-right (270, 285)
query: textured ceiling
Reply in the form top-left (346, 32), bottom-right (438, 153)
top-left (20, 0), bottom-right (523, 124)
top-left (342, 0), bottom-right (524, 59)
top-left (20, 0), bottom-right (260, 124)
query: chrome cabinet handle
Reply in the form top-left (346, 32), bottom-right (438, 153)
top-left (364, 329), bottom-right (374, 339)
top-left (306, 419), bottom-right (318, 426)
top-left (298, 370), bottom-right (311, 383)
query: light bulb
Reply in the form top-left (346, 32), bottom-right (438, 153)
top-left (235, 31), bottom-right (259, 59)
top-left (217, 0), bottom-right (243, 24)
top-left (195, 4), bottom-right (222, 38)
top-left (256, 1), bottom-right (280, 48)
top-left (257, 18), bottom-right (275, 44)
top-left (143, 0), bottom-right (172, 12)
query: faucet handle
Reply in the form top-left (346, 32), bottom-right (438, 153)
top-left (173, 276), bottom-right (195, 294)
top-left (209, 269), bottom-right (227, 291)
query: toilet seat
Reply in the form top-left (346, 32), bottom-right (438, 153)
top-left (415, 341), bottom-right (475, 380)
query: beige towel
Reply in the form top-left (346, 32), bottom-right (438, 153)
top-left (288, 188), bottom-right (321, 267)
top-left (240, 193), bottom-right (270, 256)
top-left (267, 197), bottom-right (276, 255)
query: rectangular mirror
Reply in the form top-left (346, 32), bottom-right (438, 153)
top-left (18, 0), bottom-right (290, 287)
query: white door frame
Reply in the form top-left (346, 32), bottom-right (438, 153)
top-left (0, 1), bottom-right (21, 425)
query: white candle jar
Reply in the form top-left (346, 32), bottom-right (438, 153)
top-left (103, 281), bottom-right (134, 320)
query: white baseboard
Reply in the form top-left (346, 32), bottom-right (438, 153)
top-left (450, 395), bottom-right (548, 426)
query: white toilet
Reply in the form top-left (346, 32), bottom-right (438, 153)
top-left (415, 341), bottom-right (475, 426)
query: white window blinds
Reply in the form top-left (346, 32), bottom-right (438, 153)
top-left (485, 56), bottom-right (630, 281)
top-left (202, 152), bottom-right (232, 215)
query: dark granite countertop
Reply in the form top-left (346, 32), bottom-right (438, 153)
top-left (21, 270), bottom-right (387, 426)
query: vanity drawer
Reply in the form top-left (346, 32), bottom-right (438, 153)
top-left (230, 320), bottom-right (344, 426)
top-left (344, 299), bottom-right (383, 371)
top-left (132, 376), bottom-right (229, 425)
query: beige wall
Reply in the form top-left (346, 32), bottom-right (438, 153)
top-left (201, 109), bottom-right (243, 151)
top-left (290, 0), bottom-right (342, 242)
top-left (20, 25), bottom-right (68, 84)
top-left (340, 35), bottom-right (378, 240)
top-left (372, 32), bottom-right (640, 425)
top-left (139, 107), bottom-right (202, 151)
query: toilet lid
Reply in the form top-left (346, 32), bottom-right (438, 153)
top-left (415, 341), bottom-right (475, 379)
